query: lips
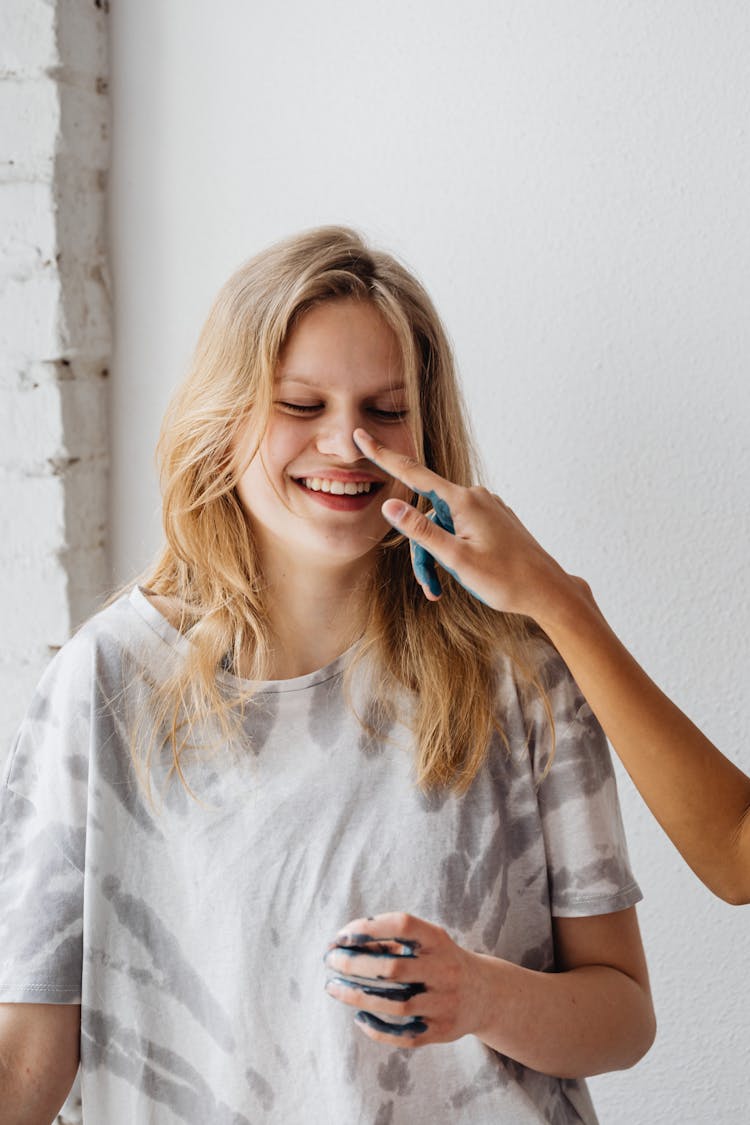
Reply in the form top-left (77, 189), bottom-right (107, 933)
top-left (292, 474), bottom-right (385, 510)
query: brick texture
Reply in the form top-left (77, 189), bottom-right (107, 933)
top-left (0, 2), bottom-right (110, 1121)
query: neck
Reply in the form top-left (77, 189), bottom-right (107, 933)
top-left (258, 555), bottom-right (373, 680)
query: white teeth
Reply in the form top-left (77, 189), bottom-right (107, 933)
top-left (301, 477), bottom-right (372, 494)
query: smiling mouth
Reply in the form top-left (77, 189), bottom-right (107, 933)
top-left (297, 477), bottom-right (380, 495)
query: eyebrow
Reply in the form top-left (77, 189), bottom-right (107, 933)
top-left (276, 375), bottom-right (408, 393)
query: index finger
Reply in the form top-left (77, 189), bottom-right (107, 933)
top-left (352, 428), bottom-right (457, 528)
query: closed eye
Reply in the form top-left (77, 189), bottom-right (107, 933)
top-left (277, 402), bottom-right (408, 421)
top-left (369, 408), bottom-right (408, 421)
top-left (277, 402), bottom-right (321, 414)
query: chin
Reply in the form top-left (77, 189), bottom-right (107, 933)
top-left (303, 533), bottom-right (385, 570)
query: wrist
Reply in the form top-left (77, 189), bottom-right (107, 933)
top-left (525, 560), bottom-right (599, 638)
top-left (466, 950), bottom-right (516, 1043)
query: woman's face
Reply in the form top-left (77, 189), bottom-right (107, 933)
top-left (234, 298), bottom-right (417, 583)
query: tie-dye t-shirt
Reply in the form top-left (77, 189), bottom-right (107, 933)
top-left (0, 586), bottom-right (641, 1124)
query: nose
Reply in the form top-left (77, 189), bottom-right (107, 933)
top-left (314, 407), bottom-right (364, 462)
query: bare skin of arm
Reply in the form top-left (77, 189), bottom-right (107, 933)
top-left (0, 1003), bottom-right (80, 1125)
top-left (353, 427), bottom-right (750, 906)
top-left (473, 908), bottom-right (655, 1076)
top-left (532, 571), bottom-right (750, 905)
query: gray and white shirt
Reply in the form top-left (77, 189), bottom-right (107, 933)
top-left (0, 587), bottom-right (641, 1123)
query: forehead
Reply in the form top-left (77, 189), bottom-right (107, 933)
top-left (277, 299), bottom-right (404, 390)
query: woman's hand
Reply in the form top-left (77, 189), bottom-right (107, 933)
top-left (324, 912), bottom-right (487, 1048)
top-left (353, 427), bottom-right (575, 622)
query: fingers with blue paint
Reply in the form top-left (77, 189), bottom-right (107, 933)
top-left (324, 911), bottom-right (491, 1050)
top-left (352, 428), bottom-right (462, 601)
top-left (412, 509), bottom-right (452, 599)
top-left (328, 933), bottom-right (421, 957)
top-left (327, 977), bottom-right (427, 1003)
top-left (354, 427), bottom-right (557, 615)
top-left (355, 1011), bottom-right (429, 1038)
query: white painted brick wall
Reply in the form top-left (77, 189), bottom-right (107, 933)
top-left (1, 2), bottom-right (110, 1121)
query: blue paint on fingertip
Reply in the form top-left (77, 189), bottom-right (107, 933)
top-left (412, 542), bottom-right (442, 597)
top-left (333, 934), bottom-right (421, 957)
top-left (409, 491), bottom-right (455, 597)
top-left (355, 1010), bottom-right (428, 1037)
top-left (412, 494), bottom-right (492, 607)
top-left (332, 941), bottom-right (420, 960)
top-left (328, 977), bottom-right (427, 1002)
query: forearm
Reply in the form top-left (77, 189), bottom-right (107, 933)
top-left (534, 569), bottom-right (750, 903)
top-left (0, 1005), bottom-right (80, 1125)
top-left (0, 1060), bottom-right (69, 1125)
top-left (471, 951), bottom-right (655, 1077)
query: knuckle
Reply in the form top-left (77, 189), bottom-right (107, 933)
top-left (399, 454), bottom-right (421, 471)
top-left (414, 513), bottom-right (433, 538)
top-left (456, 540), bottom-right (472, 564)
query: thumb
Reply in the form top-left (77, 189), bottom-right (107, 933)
top-left (382, 500), bottom-right (455, 600)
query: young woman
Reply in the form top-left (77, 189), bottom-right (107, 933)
top-left (0, 227), bottom-right (654, 1125)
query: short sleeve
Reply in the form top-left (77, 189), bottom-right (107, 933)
top-left (532, 652), bottom-right (642, 918)
top-left (0, 639), bottom-right (91, 1004)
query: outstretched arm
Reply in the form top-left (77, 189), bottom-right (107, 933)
top-left (353, 428), bottom-right (750, 905)
top-left (529, 575), bottom-right (750, 905)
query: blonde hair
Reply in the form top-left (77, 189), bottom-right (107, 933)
top-left (138, 226), bottom-right (550, 803)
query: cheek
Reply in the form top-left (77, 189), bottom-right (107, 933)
top-left (257, 419), bottom-right (305, 473)
top-left (386, 421), bottom-right (418, 461)
top-left (236, 422), bottom-right (292, 489)
top-left (234, 438), bottom-right (277, 516)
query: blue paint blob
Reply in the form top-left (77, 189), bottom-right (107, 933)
top-left (331, 945), bottom-right (414, 961)
top-left (420, 489), bottom-right (455, 534)
top-left (410, 490), bottom-right (490, 606)
top-left (411, 540), bottom-right (442, 598)
top-left (355, 1010), bottom-right (428, 1038)
top-left (335, 932), bottom-right (382, 946)
top-left (333, 934), bottom-right (420, 957)
top-left (329, 976), bottom-right (426, 1003)
top-left (410, 490), bottom-right (454, 598)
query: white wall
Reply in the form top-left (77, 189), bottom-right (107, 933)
top-left (0, 0), bottom-right (110, 755)
top-left (110, 4), bottom-right (750, 1122)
